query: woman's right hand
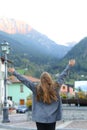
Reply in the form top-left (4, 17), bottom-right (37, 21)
top-left (8, 68), bottom-right (15, 73)
top-left (69, 59), bottom-right (75, 66)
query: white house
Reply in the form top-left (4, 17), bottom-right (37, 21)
top-left (0, 58), bottom-right (5, 104)
top-left (0, 58), bottom-right (12, 105)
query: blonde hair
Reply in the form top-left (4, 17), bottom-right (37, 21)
top-left (36, 72), bottom-right (59, 104)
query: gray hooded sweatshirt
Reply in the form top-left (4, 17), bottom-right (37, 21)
top-left (13, 64), bottom-right (72, 123)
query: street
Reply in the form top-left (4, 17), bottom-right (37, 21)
top-left (0, 107), bottom-right (87, 130)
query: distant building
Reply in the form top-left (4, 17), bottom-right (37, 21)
top-left (75, 81), bottom-right (87, 92)
top-left (0, 58), bottom-right (5, 104)
top-left (61, 84), bottom-right (74, 94)
top-left (0, 57), bottom-right (14, 108)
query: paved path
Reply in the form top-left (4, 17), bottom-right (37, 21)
top-left (0, 107), bottom-right (87, 130)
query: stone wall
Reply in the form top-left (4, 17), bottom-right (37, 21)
top-left (62, 105), bottom-right (87, 120)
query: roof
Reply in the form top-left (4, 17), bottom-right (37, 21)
top-left (66, 84), bottom-right (74, 88)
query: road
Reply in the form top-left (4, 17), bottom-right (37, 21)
top-left (0, 107), bottom-right (87, 130)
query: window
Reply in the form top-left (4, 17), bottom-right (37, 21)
top-left (63, 86), bottom-right (66, 89)
top-left (20, 84), bottom-right (24, 93)
top-left (8, 96), bottom-right (12, 101)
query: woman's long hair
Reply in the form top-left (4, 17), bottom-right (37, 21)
top-left (36, 72), bottom-right (59, 104)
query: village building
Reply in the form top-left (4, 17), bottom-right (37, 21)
top-left (8, 75), bottom-right (40, 105)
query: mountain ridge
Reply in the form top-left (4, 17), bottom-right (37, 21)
top-left (0, 17), bottom-right (72, 60)
top-left (0, 17), bottom-right (32, 34)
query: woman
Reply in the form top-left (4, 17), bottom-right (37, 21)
top-left (8, 59), bottom-right (75, 130)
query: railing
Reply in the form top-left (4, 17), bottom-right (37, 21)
top-left (62, 98), bottom-right (87, 106)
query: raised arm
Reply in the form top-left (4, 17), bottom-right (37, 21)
top-left (57, 59), bottom-right (75, 86)
top-left (8, 68), bottom-right (36, 93)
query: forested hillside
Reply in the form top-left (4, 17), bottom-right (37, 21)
top-left (0, 31), bottom-right (71, 77)
top-left (54, 37), bottom-right (87, 82)
top-left (64, 37), bottom-right (87, 72)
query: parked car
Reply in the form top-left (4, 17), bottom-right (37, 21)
top-left (16, 105), bottom-right (28, 113)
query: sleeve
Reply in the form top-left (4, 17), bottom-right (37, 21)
top-left (13, 71), bottom-right (36, 93)
top-left (57, 64), bottom-right (71, 86)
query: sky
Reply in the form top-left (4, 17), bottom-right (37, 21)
top-left (0, 0), bottom-right (87, 45)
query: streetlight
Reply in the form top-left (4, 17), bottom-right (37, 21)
top-left (1, 41), bottom-right (10, 123)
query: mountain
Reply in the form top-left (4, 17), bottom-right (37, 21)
top-left (10, 30), bottom-right (71, 58)
top-left (47, 37), bottom-right (87, 83)
top-left (65, 42), bottom-right (77, 47)
top-left (56, 37), bottom-right (87, 79)
top-left (64, 37), bottom-right (87, 62)
top-left (0, 17), bottom-right (72, 64)
top-left (0, 17), bottom-right (32, 34)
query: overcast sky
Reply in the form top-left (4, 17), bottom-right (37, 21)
top-left (0, 0), bottom-right (87, 45)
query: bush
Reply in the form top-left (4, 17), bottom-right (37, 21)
top-left (60, 93), bottom-right (67, 99)
top-left (26, 94), bottom-right (32, 108)
top-left (26, 99), bottom-right (32, 107)
top-left (76, 91), bottom-right (87, 99)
